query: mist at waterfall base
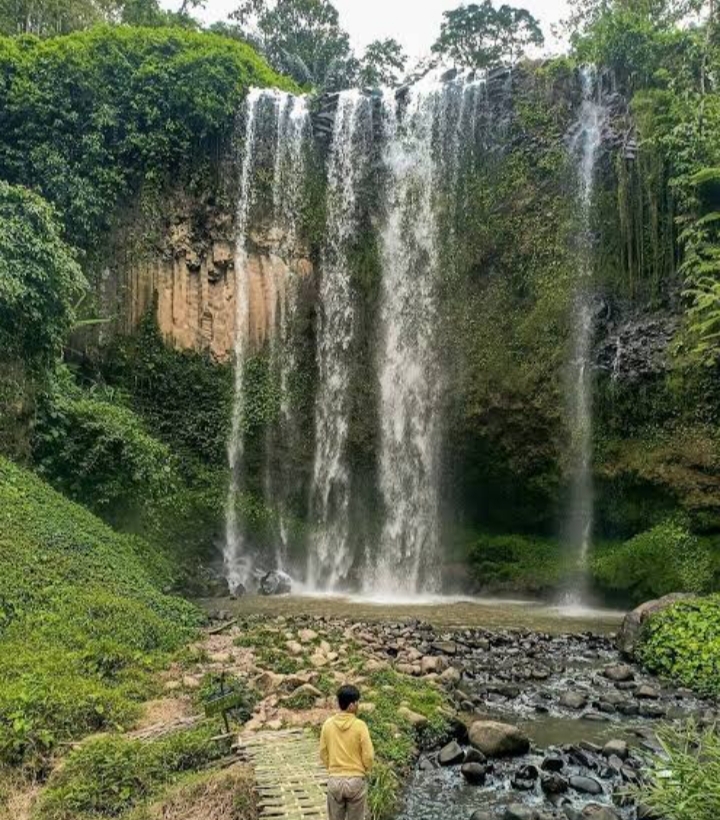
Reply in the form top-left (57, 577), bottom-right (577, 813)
top-left (222, 69), bottom-right (610, 609)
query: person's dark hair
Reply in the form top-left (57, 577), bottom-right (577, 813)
top-left (337, 684), bottom-right (361, 711)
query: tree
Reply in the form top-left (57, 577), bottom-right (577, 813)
top-left (0, 182), bottom-right (85, 368)
top-left (0, 0), bottom-right (110, 35)
top-left (359, 38), bottom-right (407, 87)
top-left (431, 1), bottom-right (544, 69)
top-left (231, 0), bottom-right (352, 87)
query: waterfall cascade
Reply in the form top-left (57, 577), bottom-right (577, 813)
top-left (564, 67), bottom-right (607, 603)
top-left (307, 91), bottom-right (371, 590)
top-left (224, 89), bottom-right (310, 592)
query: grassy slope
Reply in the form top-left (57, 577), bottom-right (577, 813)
top-left (0, 457), bottom-right (201, 771)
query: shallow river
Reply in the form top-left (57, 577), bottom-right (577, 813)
top-left (215, 593), bottom-right (626, 635)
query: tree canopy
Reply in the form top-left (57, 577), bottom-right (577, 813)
top-left (0, 182), bottom-right (85, 367)
top-left (359, 38), bottom-right (407, 87)
top-left (432, 1), bottom-right (545, 68)
top-left (231, 0), bottom-right (352, 87)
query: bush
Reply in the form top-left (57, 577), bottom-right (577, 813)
top-left (36, 725), bottom-right (224, 819)
top-left (34, 371), bottom-right (179, 525)
top-left (0, 27), bottom-right (295, 251)
top-left (0, 181), bottom-right (85, 367)
top-left (591, 520), bottom-right (715, 605)
top-left (635, 722), bottom-right (720, 820)
top-left (468, 532), bottom-right (564, 593)
top-left (638, 596), bottom-right (720, 697)
top-left (0, 457), bottom-right (201, 769)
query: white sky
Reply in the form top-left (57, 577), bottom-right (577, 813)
top-left (160, 0), bottom-right (571, 60)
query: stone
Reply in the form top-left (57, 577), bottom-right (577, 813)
top-left (398, 706), bottom-right (428, 728)
top-left (421, 655), bottom-right (446, 674)
top-left (569, 775), bottom-right (603, 795)
top-left (440, 666), bottom-right (461, 685)
top-left (560, 691), bottom-right (587, 710)
top-left (503, 806), bottom-right (538, 820)
top-left (616, 593), bottom-right (692, 657)
top-left (285, 640), bottom-right (304, 656)
top-left (259, 570), bottom-right (292, 596)
top-left (616, 702), bottom-right (639, 716)
top-left (255, 671), bottom-right (286, 694)
top-left (469, 812), bottom-right (495, 820)
top-left (461, 762), bottom-right (487, 785)
top-left (287, 683), bottom-right (322, 700)
top-left (582, 806), bottom-right (620, 820)
top-left (602, 739), bottom-right (628, 760)
top-left (182, 675), bottom-right (201, 690)
top-left (358, 702), bottom-right (376, 714)
top-left (438, 740), bottom-right (465, 766)
top-left (602, 664), bottom-right (634, 682)
top-left (266, 719), bottom-right (283, 730)
top-left (541, 772), bottom-right (569, 794)
top-left (298, 628), bottom-right (318, 643)
top-left (541, 755), bottom-right (565, 772)
top-left (636, 684), bottom-right (660, 699)
top-left (464, 747), bottom-right (486, 764)
top-left (469, 720), bottom-right (530, 757)
top-left (640, 703), bottom-right (666, 719)
top-left (432, 641), bottom-right (458, 655)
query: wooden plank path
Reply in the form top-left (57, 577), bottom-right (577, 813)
top-left (236, 728), bottom-right (328, 820)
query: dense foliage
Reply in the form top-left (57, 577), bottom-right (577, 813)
top-left (0, 457), bottom-right (200, 770)
top-left (0, 26), bottom-right (294, 251)
top-left (638, 595), bottom-right (720, 695)
top-left (636, 722), bottom-right (720, 820)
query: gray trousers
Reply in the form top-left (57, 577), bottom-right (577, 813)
top-left (326, 776), bottom-right (367, 820)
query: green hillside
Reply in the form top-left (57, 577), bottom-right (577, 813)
top-left (0, 457), bottom-right (201, 771)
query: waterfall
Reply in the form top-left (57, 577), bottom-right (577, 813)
top-left (369, 75), bottom-right (483, 595)
top-left (224, 89), bottom-right (263, 594)
top-left (307, 91), bottom-right (371, 590)
top-left (564, 67), bottom-right (606, 603)
top-left (225, 90), bottom-right (309, 593)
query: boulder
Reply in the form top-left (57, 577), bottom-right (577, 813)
top-left (503, 806), bottom-right (538, 820)
top-left (616, 593), bottom-right (692, 657)
top-left (469, 812), bottom-right (495, 820)
top-left (541, 754), bottom-right (565, 772)
top-left (602, 664), bottom-right (634, 682)
top-left (438, 740), bottom-right (465, 766)
top-left (464, 747), bottom-right (486, 764)
top-left (286, 683), bottom-right (322, 700)
top-left (298, 628), bottom-right (318, 643)
top-left (421, 655), bottom-right (446, 675)
top-left (560, 691), bottom-right (587, 710)
top-left (569, 775), bottom-right (603, 795)
top-left (440, 666), bottom-right (461, 685)
top-left (582, 806), bottom-right (620, 820)
top-left (259, 570), bottom-right (292, 596)
top-left (541, 772), bottom-right (569, 794)
top-left (461, 762), bottom-right (487, 785)
top-left (602, 739), bottom-right (628, 760)
top-left (398, 706), bottom-right (428, 728)
top-left (636, 684), bottom-right (660, 699)
top-left (469, 720), bottom-right (530, 757)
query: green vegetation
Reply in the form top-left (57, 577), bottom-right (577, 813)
top-left (0, 457), bottom-right (200, 771)
top-left (592, 520), bottom-right (716, 605)
top-left (638, 595), bottom-right (720, 696)
top-left (469, 532), bottom-right (565, 593)
top-left (635, 722), bottom-right (720, 820)
top-left (0, 26), bottom-right (295, 251)
top-left (35, 724), bottom-right (225, 819)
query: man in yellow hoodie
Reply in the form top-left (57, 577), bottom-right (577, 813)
top-left (320, 684), bottom-right (375, 820)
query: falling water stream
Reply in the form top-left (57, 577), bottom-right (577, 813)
top-left (307, 91), bottom-right (371, 590)
top-left (564, 68), bottom-right (607, 604)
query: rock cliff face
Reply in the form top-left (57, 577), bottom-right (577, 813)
top-left (100, 209), bottom-right (312, 360)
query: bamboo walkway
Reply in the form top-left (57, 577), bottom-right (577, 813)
top-left (236, 728), bottom-right (328, 820)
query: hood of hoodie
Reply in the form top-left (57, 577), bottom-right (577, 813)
top-left (331, 713), bottom-right (357, 731)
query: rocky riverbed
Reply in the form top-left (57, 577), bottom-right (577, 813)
top-left (202, 603), bottom-right (716, 820)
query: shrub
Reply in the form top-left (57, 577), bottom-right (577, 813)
top-left (468, 532), bottom-right (564, 593)
top-left (0, 457), bottom-right (201, 769)
top-left (638, 595), bottom-right (720, 696)
top-left (591, 520), bottom-right (715, 605)
top-left (35, 725), bottom-right (224, 819)
top-left (34, 371), bottom-right (179, 525)
top-left (635, 722), bottom-right (720, 820)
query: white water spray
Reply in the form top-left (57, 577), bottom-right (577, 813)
top-left (307, 91), bottom-right (370, 589)
top-left (564, 67), bottom-right (607, 602)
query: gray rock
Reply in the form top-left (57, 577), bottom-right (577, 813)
top-left (541, 754), bottom-right (565, 772)
top-left (461, 761), bottom-right (487, 785)
top-left (560, 691), bottom-right (587, 709)
top-left (503, 806), bottom-right (538, 820)
top-left (602, 739), bottom-right (628, 760)
top-left (581, 806), bottom-right (620, 820)
top-left (640, 703), bottom-right (666, 719)
top-left (469, 720), bottom-right (530, 757)
top-left (259, 570), bottom-right (292, 596)
top-left (469, 812), bottom-right (495, 820)
top-left (464, 747), bottom-right (487, 764)
top-left (541, 772), bottom-right (568, 794)
top-left (602, 664), bottom-right (634, 682)
top-left (636, 684), bottom-right (661, 699)
top-left (569, 775), bottom-right (603, 795)
top-left (616, 593), bottom-right (691, 657)
top-left (438, 740), bottom-right (464, 766)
